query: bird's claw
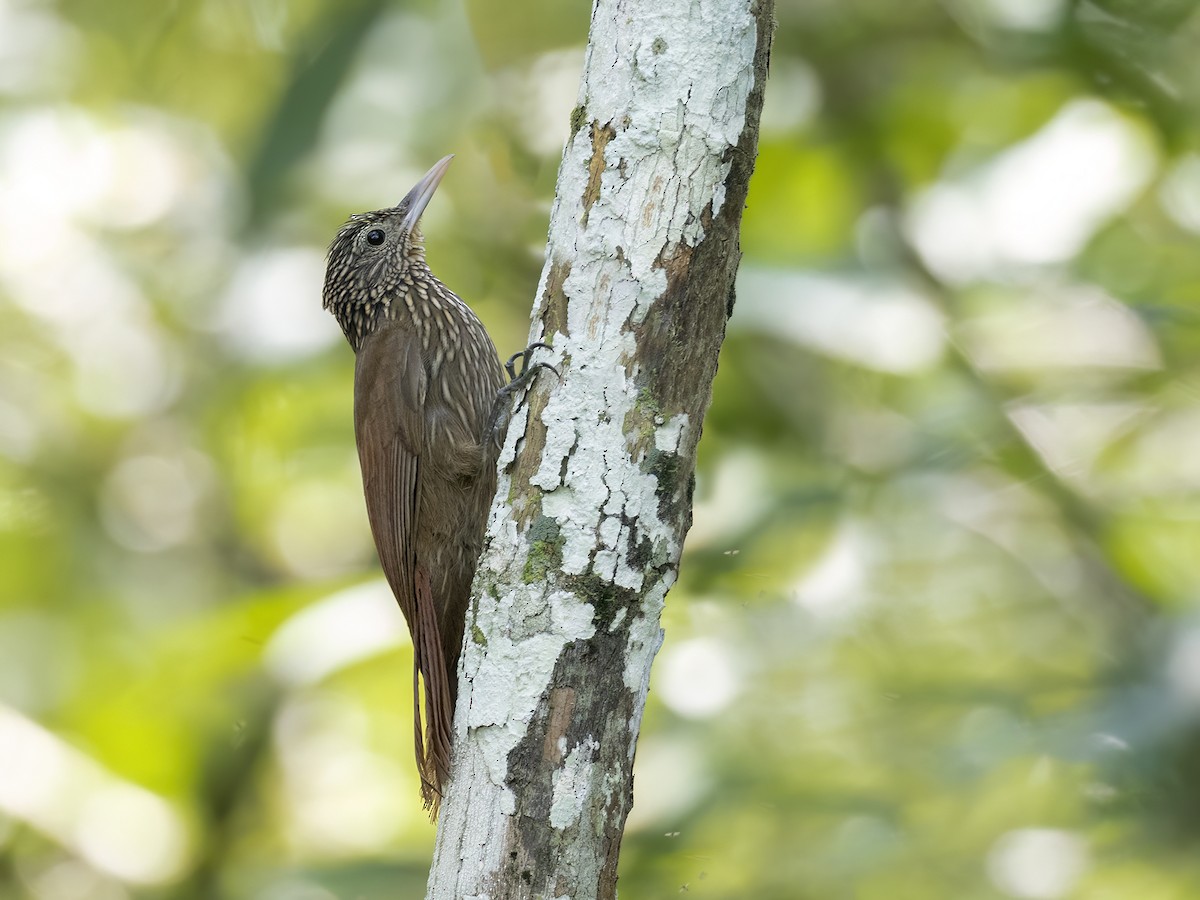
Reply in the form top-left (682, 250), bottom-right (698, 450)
top-left (504, 341), bottom-right (558, 384)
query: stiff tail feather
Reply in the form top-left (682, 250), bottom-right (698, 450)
top-left (412, 567), bottom-right (455, 818)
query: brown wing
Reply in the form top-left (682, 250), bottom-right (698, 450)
top-left (353, 323), bottom-right (425, 628)
top-left (353, 324), bottom-right (451, 811)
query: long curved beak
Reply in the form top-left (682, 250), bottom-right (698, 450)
top-left (398, 154), bottom-right (454, 233)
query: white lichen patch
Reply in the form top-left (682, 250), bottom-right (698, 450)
top-left (623, 578), bottom-right (670, 693)
top-left (550, 737), bottom-right (601, 830)
top-left (579, 6), bottom-right (758, 277)
top-left (655, 413), bottom-right (689, 454)
top-left (462, 589), bottom-right (595, 792)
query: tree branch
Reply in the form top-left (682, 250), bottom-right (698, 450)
top-left (427, 1), bottom-right (775, 896)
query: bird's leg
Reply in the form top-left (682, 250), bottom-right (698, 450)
top-left (488, 342), bottom-right (560, 444)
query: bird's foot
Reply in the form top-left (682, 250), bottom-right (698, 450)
top-left (488, 342), bottom-right (560, 443)
top-left (503, 341), bottom-right (559, 386)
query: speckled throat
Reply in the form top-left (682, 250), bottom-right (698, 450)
top-left (322, 212), bottom-right (425, 352)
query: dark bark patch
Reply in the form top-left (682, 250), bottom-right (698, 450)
top-left (506, 387), bottom-right (555, 530)
top-left (581, 121), bottom-right (616, 226)
top-left (634, 233), bottom-right (724, 423)
top-left (543, 687), bottom-right (577, 765)
top-left (500, 629), bottom-right (636, 900)
top-left (645, 446), bottom-right (684, 521)
top-left (567, 572), bottom-right (640, 630)
top-left (625, 524), bottom-right (655, 571)
top-left (540, 258), bottom-right (572, 339)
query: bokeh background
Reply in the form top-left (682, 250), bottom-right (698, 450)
top-left (2, 0), bottom-right (1199, 897)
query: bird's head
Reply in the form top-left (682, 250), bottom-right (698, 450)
top-left (322, 154), bottom-right (454, 347)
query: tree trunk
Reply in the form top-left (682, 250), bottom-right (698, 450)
top-left (426, 0), bottom-right (774, 896)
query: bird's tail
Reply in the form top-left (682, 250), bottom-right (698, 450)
top-left (413, 567), bottom-right (455, 818)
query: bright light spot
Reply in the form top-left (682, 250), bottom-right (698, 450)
top-left (497, 49), bottom-right (585, 156)
top-left (686, 450), bottom-right (769, 549)
top-left (1007, 402), bottom-right (1146, 482)
top-left (1159, 154), bottom-right (1200, 235)
top-left (99, 452), bottom-right (211, 552)
top-left (271, 481), bottom-right (374, 578)
top-left (351, 66), bottom-right (424, 120)
top-left (217, 247), bottom-right (341, 363)
top-left (81, 126), bottom-right (186, 230)
top-left (657, 637), bottom-right (738, 719)
top-left (317, 137), bottom-right (412, 211)
top-left (0, 0), bottom-right (80, 95)
top-left (907, 100), bottom-right (1156, 284)
top-left (0, 707), bottom-right (70, 813)
top-left (75, 786), bottom-right (189, 885)
top-left (760, 57), bottom-right (822, 133)
top-left (314, 13), bottom-right (458, 207)
top-left (0, 112), bottom-right (196, 420)
top-left (736, 267), bottom-right (945, 373)
top-left (0, 110), bottom-right (109, 224)
top-left (1, 230), bottom-right (141, 334)
top-left (976, 0), bottom-right (1065, 31)
top-left (1124, 408), bottom-right (1200, 493)
top-left (0, 704), bottom-right (192, 885)
top-left (957, 286), bottom-right (1160, 373)
top-left (935, 473), bottom-right (1081, 598)
top-left (70, 320), bottom-right (179, 419)
top-left (987, 828), bottom-right (1089, 899)
top-left (274, 693), bottom-right (410, 855)
top-left (0, 109), bottom-right (189, 232)
top-left (793, 522), bottom-right (873, 617)
top-left (625, 737), bottom-right (709, 830)
top-left (265, 580), bottom-right (408, 687)
top-left (290, 748), bottom-right (408, 854)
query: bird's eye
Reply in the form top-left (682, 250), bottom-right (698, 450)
top-left (366, 229), bottom-right (385, 245)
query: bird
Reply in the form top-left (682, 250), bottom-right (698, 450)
top-left (321, 155), bottom-right (548, 814)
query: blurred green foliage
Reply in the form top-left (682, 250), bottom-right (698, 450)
top-left (1, 0), bottom-right (1200, 898)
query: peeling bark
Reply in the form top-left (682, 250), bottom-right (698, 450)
top-left (426, 0), bottom-right (774, 896)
